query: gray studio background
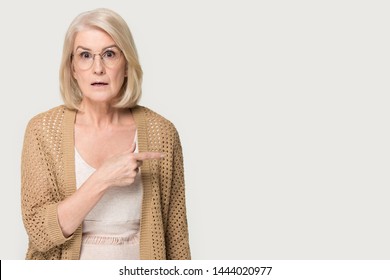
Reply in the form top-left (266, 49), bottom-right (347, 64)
top-left (1, 0), bottom-right (389, 259)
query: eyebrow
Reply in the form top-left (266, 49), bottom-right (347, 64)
top-left (74, 44), bottom-right (119, 52)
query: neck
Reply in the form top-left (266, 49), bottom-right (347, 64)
top-left (76, 100), bottom-right (131, 128)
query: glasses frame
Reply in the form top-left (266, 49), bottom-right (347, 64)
top-left (71, 46), bottom-right (124, 70)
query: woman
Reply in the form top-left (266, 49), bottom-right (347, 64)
top-left (21, 8), bottom-right (190, 260)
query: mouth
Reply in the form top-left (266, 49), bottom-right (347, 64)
top-left (91, 82), bottom-right (109, 86)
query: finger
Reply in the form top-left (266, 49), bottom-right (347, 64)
top-left (133, 152), bottom-right (165, 161)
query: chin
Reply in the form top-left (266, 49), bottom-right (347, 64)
top-left (83, 93), bottom-right (117, 104)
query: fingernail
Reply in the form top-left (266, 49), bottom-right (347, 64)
top-left (160, 153), bottom-right (165, 158)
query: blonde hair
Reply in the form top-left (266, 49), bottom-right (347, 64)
top-left (59, 8), bottom-right (143, 109)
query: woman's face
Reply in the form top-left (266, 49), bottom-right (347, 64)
top-left (72, 28), bottom-right (127, 105)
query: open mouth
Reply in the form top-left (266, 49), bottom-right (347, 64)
top-left (91, 82), bottom-right (108, 86)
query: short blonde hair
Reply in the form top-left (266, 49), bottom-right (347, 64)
top-left (59, 8), bottom-right (143, 110)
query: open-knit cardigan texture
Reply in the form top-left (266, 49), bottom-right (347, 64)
top-left (21, 105), bottom-right (191, 260)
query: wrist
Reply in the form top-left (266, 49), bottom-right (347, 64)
top-left (88, 171), bottom-right (110, 193)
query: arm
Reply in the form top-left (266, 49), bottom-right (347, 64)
top-left (57, 171), bottom-right (109, 238)
top-left (22, 119), bottom-right (162, 248)
top-left (21, 119), bottom-right (109, 249)
top-left (165, 129), bottom-right (191, 260)
top-left (21, 120), bottom-right (125, 250)
top-left (58, 143), bottom-right (163, 237)
top-left (21, 120), bottom-right (71, 252)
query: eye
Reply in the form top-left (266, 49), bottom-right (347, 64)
top-left (102, 50), bottom-right (117, 59)
top-left (79, 51), bottom-right (92, 59)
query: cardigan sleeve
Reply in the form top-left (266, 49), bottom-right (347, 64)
top-left (21, 118), bottom-right (72, 253)
top-left (165, 128), bottom-right (191, 260)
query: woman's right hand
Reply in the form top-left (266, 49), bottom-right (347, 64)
top-left (93, 142), bottom-right (164, 189)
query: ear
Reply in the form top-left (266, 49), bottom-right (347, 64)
top-left (124, 63), bottom-right (128, 77)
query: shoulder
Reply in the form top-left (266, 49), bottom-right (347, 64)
top-left (133, 105), bottom-right (179, 135)
top-left (25, 105), bottom-right (71, 134)
top-left (27, 105), bottom-right (67, 125)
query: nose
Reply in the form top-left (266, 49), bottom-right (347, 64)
top-left (92, 55), bottom-right (105, 74)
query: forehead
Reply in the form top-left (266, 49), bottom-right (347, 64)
top-left (73, 28), bottom-right (116, 50)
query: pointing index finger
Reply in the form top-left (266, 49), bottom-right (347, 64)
top-left (133, 152), bottom-right (165, 161)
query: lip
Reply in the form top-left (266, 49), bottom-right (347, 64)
top-left (91, 82), bottom-right (109, 86)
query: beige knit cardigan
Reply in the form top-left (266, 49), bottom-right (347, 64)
top-left (21, 105), bottom-right (191, 260)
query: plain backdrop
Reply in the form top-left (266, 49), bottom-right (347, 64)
top-left (1, 0), bottom-right (389, 259)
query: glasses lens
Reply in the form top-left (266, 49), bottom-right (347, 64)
top-left (73, 47), bottom-right (122, 70)
top-left (101, 48), bottom-right (121, 68)
top-left (74, 51), bottom-right (93, 70)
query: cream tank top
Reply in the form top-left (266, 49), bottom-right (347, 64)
top-left (75, 132), bottom-right (143, 260)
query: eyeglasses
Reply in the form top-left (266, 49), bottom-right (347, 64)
top-left (72, 46), bottom-right (123, 70)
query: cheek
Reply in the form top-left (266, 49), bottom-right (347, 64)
top-left (116, 62), bottom-right (127, 80)
top-left (72, 66), bottom-right (81, 81)
top-left (73, 69), bottom-right (90, 85)
top-left (112, 68), bottom-right (127, 84)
